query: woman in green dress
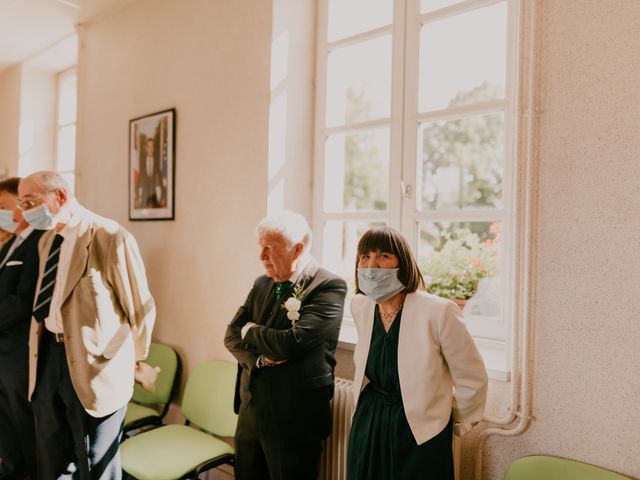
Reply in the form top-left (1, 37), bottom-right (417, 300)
top-left (347, 227), bottom-right (488, 479)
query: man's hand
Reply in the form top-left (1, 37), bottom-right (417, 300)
top-left (135, 361), bottom-right (161, 391)
top-left (262, 357), bottom-right (287, 366)
top-left (257, 355), bottom-right (288, 368)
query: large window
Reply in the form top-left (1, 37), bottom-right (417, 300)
top-left (56, 68), bottom-right (77, 192)
top-left (314, 0), bottom-right (520, 376)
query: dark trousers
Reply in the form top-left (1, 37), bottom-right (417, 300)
top-left (0, 363), bottom-right (36, 479)
top-left (31, 337), bottom-right (125, 480)
top-left (234, 399), bottom-right (323, 480)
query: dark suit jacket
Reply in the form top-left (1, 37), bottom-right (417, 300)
top-left (137, 153), bottom-right (165, 208)
top-left (0, 230), bottom-right (43, 370)
top-left (224, 260), bottom-right (347, 442)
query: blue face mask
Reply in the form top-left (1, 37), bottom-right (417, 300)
top-left (0, 209), bottom-right (18, 233)
top-left (357, 268), bottom-right (405, 304)
top-left (22, 204), bottom-right (57, 230)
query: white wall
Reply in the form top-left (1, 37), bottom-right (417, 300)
top-left (18, 66), bottom-right (56, 175)
top-left (75, 0), bottom-right (273, 398)
top-left (0, 65), bottom-right (21, 176)
top-left (478, 1), bottom-right (640, 478)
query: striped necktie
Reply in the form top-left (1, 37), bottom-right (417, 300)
top-left (33, 234), bottom-right (64, 323)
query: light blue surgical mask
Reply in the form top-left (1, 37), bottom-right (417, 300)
top-left (357, 268), bottom-right (405, 304)
top-left (21, 204), bottom-right (57, 230)
top-left (0, 209), bottom-right (18, 233)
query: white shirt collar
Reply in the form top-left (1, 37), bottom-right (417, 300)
top-left (17, 225), bottom-right (34, 239)
top-left (57, 198), bottom-right (89, 239)
top-left (288, 254), bottom-right (312, 284)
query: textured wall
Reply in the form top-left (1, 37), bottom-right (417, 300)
top-left (479, 1), bottom-right (640, 478)
top-left (76, 0), bottom-right (272, 392)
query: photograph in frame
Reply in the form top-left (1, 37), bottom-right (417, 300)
top-left (129, 108), bottom-right (175, 220)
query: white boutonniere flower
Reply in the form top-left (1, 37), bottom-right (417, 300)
top-left (281, 276), bottom-right (310, 325)
top-left (284, 297), bottom-right (302, 322)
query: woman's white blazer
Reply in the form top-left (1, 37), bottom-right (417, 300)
top-left (351, 291), bottom-right (488, 445)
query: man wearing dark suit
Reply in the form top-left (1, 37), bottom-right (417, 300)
top-left (0, 177), bottom-right (42, 479)
top-left (224, 210), bottom-right (347, 480)
top-left (136, 137), bottom-right (165, 209)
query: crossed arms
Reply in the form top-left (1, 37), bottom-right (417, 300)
top-left (224, 276), bottom-right (347, 370)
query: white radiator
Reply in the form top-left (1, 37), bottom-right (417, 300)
top-left (319, 378), bottom-right (355, 480)
top-left (318, 378), bottom-right (462, 480)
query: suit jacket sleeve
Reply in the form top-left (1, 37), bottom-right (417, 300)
top-left (224, 282), bottom-right (260, 370)
top-left (0, 242), bottom-right (39, 331)
top-left (241, 276), bottom-right (347, 360)
top-left (438, 302), bottom-right (488, 423)
top-left (107, 231), bottom-right (156, 362)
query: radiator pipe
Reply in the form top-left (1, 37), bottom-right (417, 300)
top-left (473, 0), bottom-right (540, 478)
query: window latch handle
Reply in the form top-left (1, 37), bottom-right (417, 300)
top-left (401, 181), bottom-right (412, 199)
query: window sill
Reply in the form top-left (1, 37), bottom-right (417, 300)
top-left (337, 318), bottom-right (510, 381)
top-left (337, 318), bottom-right (357, 350)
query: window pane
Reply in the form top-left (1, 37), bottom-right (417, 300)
top-left (421, 0), bottom-right (465, 13)
top-left (418, 221), bottom-right (501, 318)
top-left (323, 220), bottom-right (386, 309)
top-left (57, 125), bottom-right (76, 173)
top-left (418, 2), bottom-right (507, 112)
top-left (326, 35), bottom-right (392, 127)
top-left (324, 128), bottom-right (390, 213)
top-left (418, 112), bottom-right (504, 210)
top-left (328, 0), bottom-right (393, 42)
top-left (58, 73), bottom-right (77, 125)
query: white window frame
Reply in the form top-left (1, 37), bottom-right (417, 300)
top-left (313, 0), bottom-right (525, 380)
top-left (55, 67), bottom-right (77, 190)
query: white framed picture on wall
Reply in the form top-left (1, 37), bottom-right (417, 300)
top-left (129, 108), bottom-right (176, 220)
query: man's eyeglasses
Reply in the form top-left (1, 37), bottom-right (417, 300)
top-left (17, 191), bottom-right (54, 211)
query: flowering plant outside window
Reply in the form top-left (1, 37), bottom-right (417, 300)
top-left (422, 226), bottom-right (500, 300)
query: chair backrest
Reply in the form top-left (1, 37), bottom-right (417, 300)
top-left (504, 456), bottom-right (632, 480)
top-left (132, 342), bottom-right (180, 406)
top-left (180, 360), bottom-right (238, 438)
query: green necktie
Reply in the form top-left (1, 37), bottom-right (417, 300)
top-left (275, 281), bottom-right (292, 301)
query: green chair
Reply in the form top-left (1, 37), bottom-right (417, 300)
top-left (124, 342), bottom-right (180, 436)
top-left (504, 455), bottom-right (632, 480)
top-left (120, 360), bottom-right (238, 480)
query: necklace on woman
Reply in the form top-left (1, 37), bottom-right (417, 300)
top-left (380, 305), bottom-right (402, 323)
top-left (379, 296), bottom-right (405, 328)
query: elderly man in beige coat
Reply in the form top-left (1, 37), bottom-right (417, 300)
top-left (18, 171), bottom-right (155, 480)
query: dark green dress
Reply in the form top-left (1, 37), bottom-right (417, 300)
top-left (347, 307), bottom-right (454, 480)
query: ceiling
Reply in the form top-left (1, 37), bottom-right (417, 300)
top-left (0, 0), bottom-right (134, 72)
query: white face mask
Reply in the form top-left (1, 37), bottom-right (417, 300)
top-left (357, 268), bottom-right (405, 304)
top-left (22, 204), bottom-right (57, 230)
top-left (0, 209), bottom-right (18, 233)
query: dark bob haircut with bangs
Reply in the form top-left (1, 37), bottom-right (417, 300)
top-left (354, 227), bottom-right (425, 294)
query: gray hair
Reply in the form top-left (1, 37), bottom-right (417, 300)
top-left (257, 210), bottom-right (312, 250)
top-left (23, 171), bottom-right (71, 197)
